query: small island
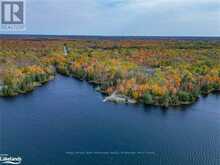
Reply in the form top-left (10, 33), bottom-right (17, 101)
top-left (0, 38), bottom-right (220, 107)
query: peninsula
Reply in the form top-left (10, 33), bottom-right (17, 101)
top-left (0, 37), bottom-right (220, 107)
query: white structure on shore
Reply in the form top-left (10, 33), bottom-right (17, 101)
top-left (64, 45), bottom-right (68, 56)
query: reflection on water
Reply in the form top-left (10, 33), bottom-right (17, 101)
top-left (0, 75), bottom-right (220, 165)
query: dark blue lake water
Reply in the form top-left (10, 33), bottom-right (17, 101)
top-left (0, 75), bottom-right (220, 165)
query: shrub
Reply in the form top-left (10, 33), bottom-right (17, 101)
top-left (143, 92), bottom-right (153, 105)
top-left (158, 93), bottom-right (170, 107)
top-left (177, 91), bottom-right (194, 102)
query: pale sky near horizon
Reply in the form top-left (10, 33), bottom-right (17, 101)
top-left (1, 0), bottom-right (220, 36)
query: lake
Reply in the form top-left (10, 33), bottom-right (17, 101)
top-left (0, 75), bottom-right (220, 165)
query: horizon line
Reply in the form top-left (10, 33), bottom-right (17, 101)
top-left (0, 34), bottom-right (220, 38)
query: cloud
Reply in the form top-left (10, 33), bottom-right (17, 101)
top-left (1, 0), bottom-right (220, 36)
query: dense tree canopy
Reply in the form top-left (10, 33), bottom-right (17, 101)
top-left (0, 39), bottom-right (220, 106)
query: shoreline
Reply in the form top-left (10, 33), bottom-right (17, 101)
top-left (1, 72), bottom-right (219, 108)
top-left (1, 39), bottom-right (219, 108)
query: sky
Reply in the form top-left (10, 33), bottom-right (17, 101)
top-left (1, 0), bottom-right (220, 36)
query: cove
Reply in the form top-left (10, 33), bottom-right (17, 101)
top-left (0, 75), bottom-right (220, 165)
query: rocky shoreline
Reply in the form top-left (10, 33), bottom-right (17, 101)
top-left (1, 71), bottom-right (220, 107)
top-left (103, 91), bottom-right (137, 104)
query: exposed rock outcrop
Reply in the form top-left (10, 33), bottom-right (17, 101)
top-left (103, 91), bottom-right (136, 104)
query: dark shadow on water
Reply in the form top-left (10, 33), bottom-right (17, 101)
top-left (1, 74), bottom-right (220, 115)
top-left (56, 73), bottom-right (220, 113)
top-left (201, 91), bottom-right (220, 99)
top-left (1, 74), bottom-right (220, 165)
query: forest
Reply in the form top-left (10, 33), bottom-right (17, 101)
top-left (0, 38), bottom-right (220, 107)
